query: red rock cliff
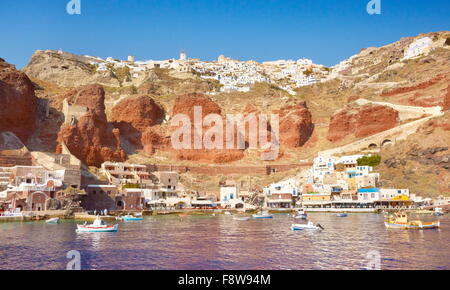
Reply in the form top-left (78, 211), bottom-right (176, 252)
top-left (327, 104), bottom-right (399, 142)
top-left (57, 84), bottom-right (127, 167)
top-left (0, 58), bottom-right (38, 143)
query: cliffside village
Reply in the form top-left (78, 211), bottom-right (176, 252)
top-left (1, 152), bottom-right (448, 216)
top-left (0, 36), bottom-right (446, 217)
top-left (80, 51), bottom-right (328, 95)
top-left (77, 36), bottom-right (435, 96)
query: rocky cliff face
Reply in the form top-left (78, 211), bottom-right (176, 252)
top-left (327, 104), bottom-right (399, 142)
top-left (169, 93), bottom-right (245, 163)
top-left (112, 96), bottom-right (165, 130)
top-left (23, 50), bottom-right (121, 88)
top-left (111, 95), bottom-right (165, 149)
top-left (0, 58), bottom-right (38, 143)
top-left (56, 85), bottom-right (127, 167)
top-left (275, 102), bottom-right (314, 148)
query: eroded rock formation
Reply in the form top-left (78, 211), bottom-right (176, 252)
top-left (328, 104), bottom-right (399, 142)
top-left (57, 85), bottom-right (126, 167)
top-left (0, 58), bottom-right (38, 143)
top-left (275, 102), bottom-right (314, 148)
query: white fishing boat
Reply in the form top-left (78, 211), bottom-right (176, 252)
top-left (433, 208), bottom-right (444, 216)
top-left (233, 216), bottom-right (251, 221)
top-left (45, 217), bottom-right (60, 224)
top-left (252, 211), bottom-right (273, 219)
top-left (291, 221), bottom-right (324, 231)
top-left (76, 216), bottom-right (118, 233)
top-left (224, 211), bottom-right (232, 215)
top-left (294, 208), bottom-right (308, 219)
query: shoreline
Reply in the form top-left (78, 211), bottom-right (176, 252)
top-left (0, 208), bottom-right (440, 223)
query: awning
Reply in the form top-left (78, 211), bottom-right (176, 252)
top-left (267, 199), bottom-right (292, 203)
top-left (146, 199), bottom-right (168, 205)
top-left (191, 200), bottom-right (215, 205)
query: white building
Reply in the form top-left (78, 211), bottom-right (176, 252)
top-left (403, 37), bottom-right (433, 60)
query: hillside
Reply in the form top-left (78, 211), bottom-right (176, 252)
top-left (1, 31), bottom-right (449, 194)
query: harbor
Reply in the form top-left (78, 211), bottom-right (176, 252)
top-left (0, 213), bottom-right (448, 270)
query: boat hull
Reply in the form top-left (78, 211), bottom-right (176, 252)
top-left (291, 224), bottom-right (321, 231)
top-left (46, 218), bottom-right (60, 224)
top-left (252, 214), bottom-right (273, 219)
top-left (233, 217), bottom-right (251, 221)
top-left (384, 221), bottom-right (440, 230)
top-left (294, 214), bottom-right (308, 219)
top-left (123, 217), bottom-right (144, 221)
top-left (337, 214), bottom-right (348, 217)
top-left (76, 224), bottom-right (119, 233)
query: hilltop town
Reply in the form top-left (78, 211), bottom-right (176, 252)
top-left (1, 31), bottom-right (450, 218)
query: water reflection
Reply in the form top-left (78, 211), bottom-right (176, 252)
top-left (0, 214), bottom-right (448, 270)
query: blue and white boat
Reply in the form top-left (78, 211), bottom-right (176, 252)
top-left (337, 213), bottom-right (348, 217)
top-left (294, 208), bottom-right (308, 219)
top-left (252, 212), bottom-right (273, 219)
top-left (46, 217), bottom-right (60, 224)
top-left (122, 215), bottom-right (144, 221)
top-left (291, 221), bottom-right (324, 231)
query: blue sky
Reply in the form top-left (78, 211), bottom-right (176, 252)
top-left (1, 0), bottom-right (449, 68)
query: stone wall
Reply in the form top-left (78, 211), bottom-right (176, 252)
top-left (146, 163), bottom-right (312, 176)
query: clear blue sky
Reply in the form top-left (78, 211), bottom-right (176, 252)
top-left (1, 0), bottom-right (449, 68)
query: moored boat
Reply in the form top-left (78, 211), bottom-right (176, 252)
top-left (233, 216), bottom-right (251, 221)
top-left (294, 208), bottom-right (308, 219)
top-left (252, 211), bottom-right (273, 219)
top-left (385, 212), bottom-right (440, 230)
top-left (76, 216), bottom-right (119, 233)
top-left (337, 213), bottom-right (348, 217)
top-left (432, 208), bottom-right (445, 216)
top-left (291, 221), bottom-right (324, 231)
top-left (46, 217), bottom-right (60, 224)
top-left (122, 215), bottom-right (144, 221)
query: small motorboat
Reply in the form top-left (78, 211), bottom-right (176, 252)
top-left (76, 216), bottom-right (118, 233)
top-left (433, 208), bottom-right (445, 216)
top-left (233, 216), bottom-right (251, 221)
top-left (294, 208), bottom-right (308, 219)
top-left (224, 211), bottom-right (232, 216)
top-left (385, 212), bottom-right (440, 230)
top-left (337, 213), bottom-right (348, 217)
top-left (46, 217), bottom-right (60, 224)
top-left (291, 221), bottom-right (324, 231)
top-left (252, 212), bottom-right (273, 219)
top-left (122, 214), bottom-right (144, 221)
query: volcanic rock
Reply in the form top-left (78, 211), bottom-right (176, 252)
top-left (0, 59), bottom-right (38, 143)
top-left (57, 84), bottom-right (127, 167)
top-left (274, 102), bottom-right (314, 147)
top-left (327, 104), bottom-right (399, 142)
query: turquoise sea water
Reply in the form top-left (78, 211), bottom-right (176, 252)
top-left (0, 213), bottom-right (448, 270)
